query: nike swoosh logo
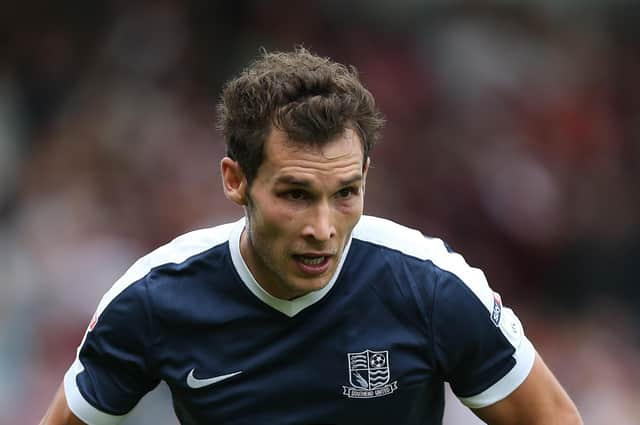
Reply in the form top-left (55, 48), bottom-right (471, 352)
top-left (187, 369), bottom-right (243, 389)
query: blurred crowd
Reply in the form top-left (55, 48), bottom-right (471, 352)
top-left (1, 1), bottom-right (639, 424)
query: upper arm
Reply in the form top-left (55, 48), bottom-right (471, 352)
top-left (63, 281), bottom-right (159, 423)
top-left (431, 266), bottom-right (535, 407)
top-left (39, 383), bottom-right (86, 425)
top-left (425, 246), bottom-right (581, 424)
top-left (474, 353), bottom-right (583, 425)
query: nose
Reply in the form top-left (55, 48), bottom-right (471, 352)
top-left (302, 201), bottom-right (336, 242)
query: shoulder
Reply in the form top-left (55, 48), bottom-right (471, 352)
top-left (133, 220), bottom-right (236, 274)
top-left (353, 215), bottom-right (457, 266)
top-left (352, 215), bottom-right (452, 267)
top-left (352, 215), bottom-right (494, 312)
top-left (93, 219), bottom-right (240, 318)
top-left (352, 215), bottom-right (433, 254)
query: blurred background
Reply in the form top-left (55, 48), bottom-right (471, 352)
top-left (1, 0), bottom-right (639, 424)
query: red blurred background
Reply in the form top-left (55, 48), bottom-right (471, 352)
top-left (1, 1), bottom-right (638, 424)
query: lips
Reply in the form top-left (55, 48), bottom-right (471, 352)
top-left (293, 254), bottom-right (332, 275)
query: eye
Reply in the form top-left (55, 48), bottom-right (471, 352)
top-left (284, 189), bottom-right (307, 201)
top-left (337, 187), bottom-right (356, 199)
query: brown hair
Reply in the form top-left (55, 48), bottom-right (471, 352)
top-left (217, 47), bottom-right (385, 184)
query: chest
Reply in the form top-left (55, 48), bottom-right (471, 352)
top-left (153, 290), bottom-right (442, 424)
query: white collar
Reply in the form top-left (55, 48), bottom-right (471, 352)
top-left (228, 217), bottom-right (352, 317)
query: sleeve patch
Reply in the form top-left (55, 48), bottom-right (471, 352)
top-left (87, 311), bottom-right (98, 332)
top-left (498, 307), bottom-right (523, 348)
top-left (491, 292), bottom-right (502, 326)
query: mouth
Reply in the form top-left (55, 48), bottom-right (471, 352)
top-left (292, 254), bottom-right (332, 275)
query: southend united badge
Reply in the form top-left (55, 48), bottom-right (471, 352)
top-left (343, 349), bottom-right (398, 399)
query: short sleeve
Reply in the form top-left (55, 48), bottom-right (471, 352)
top-left (431, 266), bottom-right (535, 409)
top-left (64, 280), bottom-right (159, 424)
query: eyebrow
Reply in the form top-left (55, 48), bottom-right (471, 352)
top-left (275, 174), bottom-right (363, 187)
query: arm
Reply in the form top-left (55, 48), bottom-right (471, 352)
top-left (420, 239), bottom-right (581, 424)
top-left (474, 353), bottom-right (582, 425)
top-left (46, 278), bottom-right (159, 424)
top-left (39, 383), bottom-right (86, 425)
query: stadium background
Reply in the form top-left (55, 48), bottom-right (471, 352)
top-left (1, 1), bottom-right (639, 424)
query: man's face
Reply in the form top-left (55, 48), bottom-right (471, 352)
top-left (240, 127), bottom-right (367, 300)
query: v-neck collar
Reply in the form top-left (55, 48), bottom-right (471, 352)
top-left (228, 217), bottom-right (352, 317)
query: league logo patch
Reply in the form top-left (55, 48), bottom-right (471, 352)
top-left (343, 349), bottom-right (398, 399)
top-left (87, 312), bottom-right (98, 332)
top-left (491, 292), bottom-right (502, 326)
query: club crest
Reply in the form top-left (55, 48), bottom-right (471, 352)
top-left (343, 349), bottom-right (398, 398)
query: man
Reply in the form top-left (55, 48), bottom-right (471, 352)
top-left (40, 47), bottom-right (582, 425)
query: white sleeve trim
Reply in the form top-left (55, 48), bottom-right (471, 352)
top-left (458, 336), bottom-right (536, 409)
top-left (64, 359), bottom-right (129, 425)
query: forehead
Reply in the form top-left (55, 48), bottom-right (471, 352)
top-left (259, 128), bottom-right (364, 182)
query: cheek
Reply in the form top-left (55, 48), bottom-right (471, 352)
top-left (263, 200), bottom-right (295, 226)
top-left (251, 199), bottom-right (297, 239)
top-left (336, 200), bottom-right (364, 225)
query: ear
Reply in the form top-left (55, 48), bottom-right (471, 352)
top-left (221, 157), bottom-right (248, 206)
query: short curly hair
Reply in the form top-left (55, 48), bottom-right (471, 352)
top-left (217, 47), bottom-right (385, 184)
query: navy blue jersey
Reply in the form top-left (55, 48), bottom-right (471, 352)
top-left (64, 216), bottom-right (535, 425)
